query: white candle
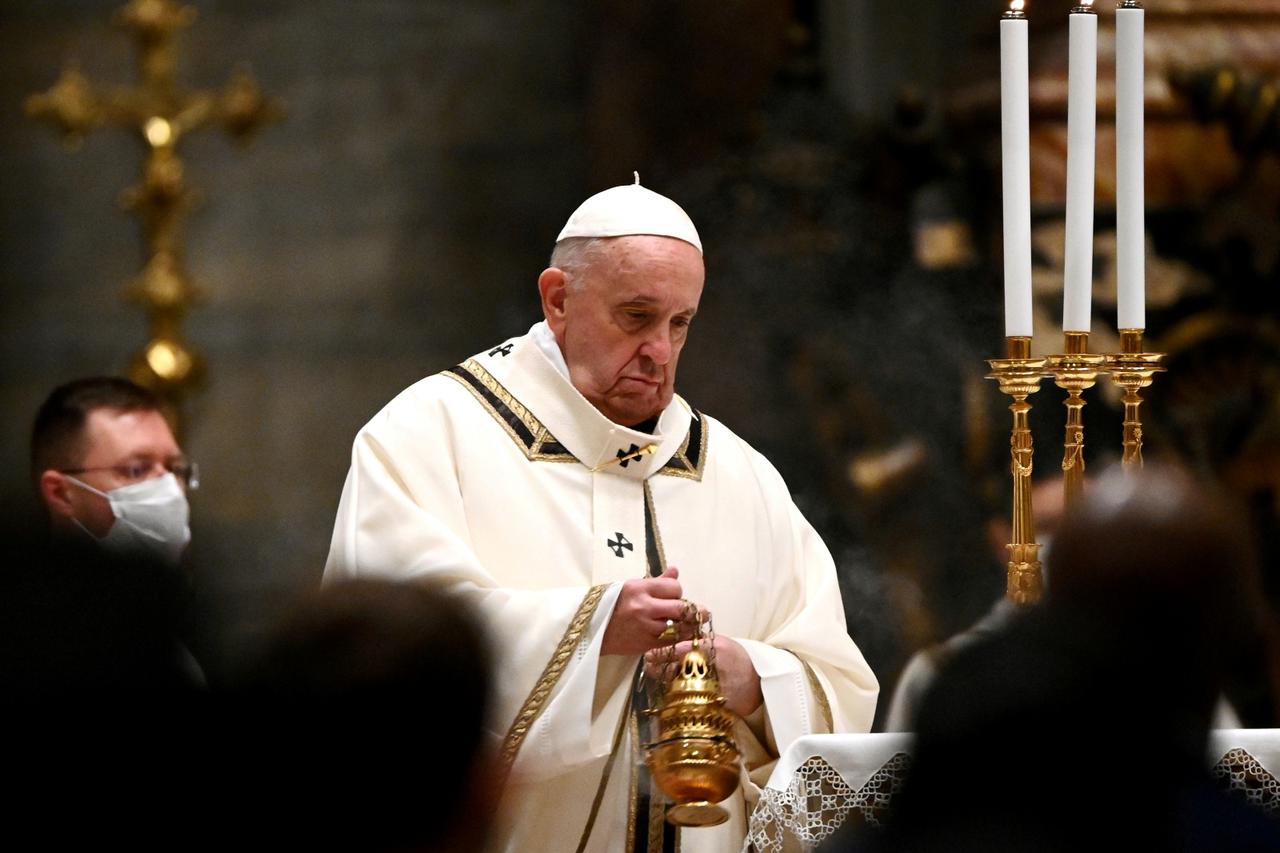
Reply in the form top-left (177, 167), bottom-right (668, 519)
top-left (1115, 1), bottom-right (1145, 330)
top-left (1063, 4), bottom-right (1097, 333)
top-left (1001, 1), bottom-right (1033, 338)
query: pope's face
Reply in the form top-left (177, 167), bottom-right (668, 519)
top-left (542, 236), bottom-right (704, 426)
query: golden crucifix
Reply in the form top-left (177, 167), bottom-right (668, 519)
top-left (25, 0), bottom-right (281, 427)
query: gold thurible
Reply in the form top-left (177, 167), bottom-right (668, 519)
top-left (1044, 332), bottom-right (1107, 508)
top-left (645, 611), bottom-right (741, 828)
top-left (987, 336), bottom-right (1048, 606)
top-left (1105, 329), bottom-right (1166, 469)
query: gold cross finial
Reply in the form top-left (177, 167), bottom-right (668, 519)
top-left (25, 0), bottom-right (283, 430)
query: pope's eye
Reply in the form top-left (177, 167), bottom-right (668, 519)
top-left (123, 462), bottom-right (151, 479)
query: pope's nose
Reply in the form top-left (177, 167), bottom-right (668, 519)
top-left (639, 332), bottom-right (673, 366)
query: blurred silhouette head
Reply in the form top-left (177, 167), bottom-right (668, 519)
top-left (238, 579), bottom-right (495, 851)
top-left (1049, 464), bottom-right (1264, 713)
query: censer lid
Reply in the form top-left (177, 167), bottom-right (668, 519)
top-left (670, 646), bottom-right (718, 694)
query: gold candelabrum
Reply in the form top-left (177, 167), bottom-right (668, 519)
top-left (25, 0), bottom-right (281, 429)
top-left (1044, 332), bottom-right (1106, 508)
top-left (646, 631), bottom-right (742, 828)
top-left (987, 337), bottom-right (1048, 606)
top-left (1105, 329), bottom-right (1167, 468)
top-left (992, 330), bottom-right (1166, 605)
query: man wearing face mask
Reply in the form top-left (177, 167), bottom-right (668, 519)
top-left (7, 376), bottom-right (203, 699)
top-left (4, 377), bottom-right (203, 840)
top-left (33, 376), bottom-right (195, 564)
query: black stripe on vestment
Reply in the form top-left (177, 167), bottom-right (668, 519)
top-left (631, 489), bottom-right (678, 853)
top-left (445, 365), bottom-right (537, 447)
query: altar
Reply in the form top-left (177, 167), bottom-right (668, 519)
top-left (745, 730), bottom-right (1280, 852)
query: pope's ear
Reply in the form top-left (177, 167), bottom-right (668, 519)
top-left (39, 470), bottom-right (75, 520)
top-left (538, 267), bottom-right (569, 331)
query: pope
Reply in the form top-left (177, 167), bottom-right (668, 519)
top-left (324, 175), bottom-right (878, 852)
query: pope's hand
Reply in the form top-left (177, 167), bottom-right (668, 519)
top-left (602, 567), bottom-right (693, 656)
top-left (644, 636), bottom-right (763, 718)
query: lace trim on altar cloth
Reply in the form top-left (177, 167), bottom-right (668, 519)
top-left (744, 753), bottom-right (912, 853)
top-left (1211, 747), bottom-right (1280, 815)
top-left (745, 747), bottom-right (1279, 852)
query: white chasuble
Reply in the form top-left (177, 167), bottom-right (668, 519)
top-left (325, 322), bottom-right (878, 852)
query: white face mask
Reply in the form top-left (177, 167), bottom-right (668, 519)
top-left (67, 472), bottom-right (192, 566)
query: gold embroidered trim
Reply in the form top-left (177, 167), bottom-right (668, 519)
top-left (575, 691), bottom-right (634, 853)
top-left (647, 770), bottom-right (667, 850)
top-left (793, 653), bottom-right (835, 733)
top-left (662, 432), bottom-right (699, 480)
top-left (642, 480), bottom-right (669, 571)
top-left (444, 359), bottom-right (578, 463)
top-left (498, 583), bottom-right (608, 786)
top-left (446, 358), bottom-right (707, 478)
top-left (658, 408), bottom-right (707, 481)
top-left (643, 485), bottom-right (681, 851)
top-left (626, 710), bottom-right (640, 853)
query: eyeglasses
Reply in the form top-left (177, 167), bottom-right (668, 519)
top-left (61, 459), bottom-right (200, 491)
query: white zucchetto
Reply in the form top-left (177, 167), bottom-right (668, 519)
top-left (555, 172), bottom-right (702, 255)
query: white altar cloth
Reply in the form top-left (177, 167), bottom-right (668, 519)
top-left (745, 730), bottom-right (1280, 852)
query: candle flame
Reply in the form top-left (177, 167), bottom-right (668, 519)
top-left (1010, 0), bottom-right (1025, 11)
